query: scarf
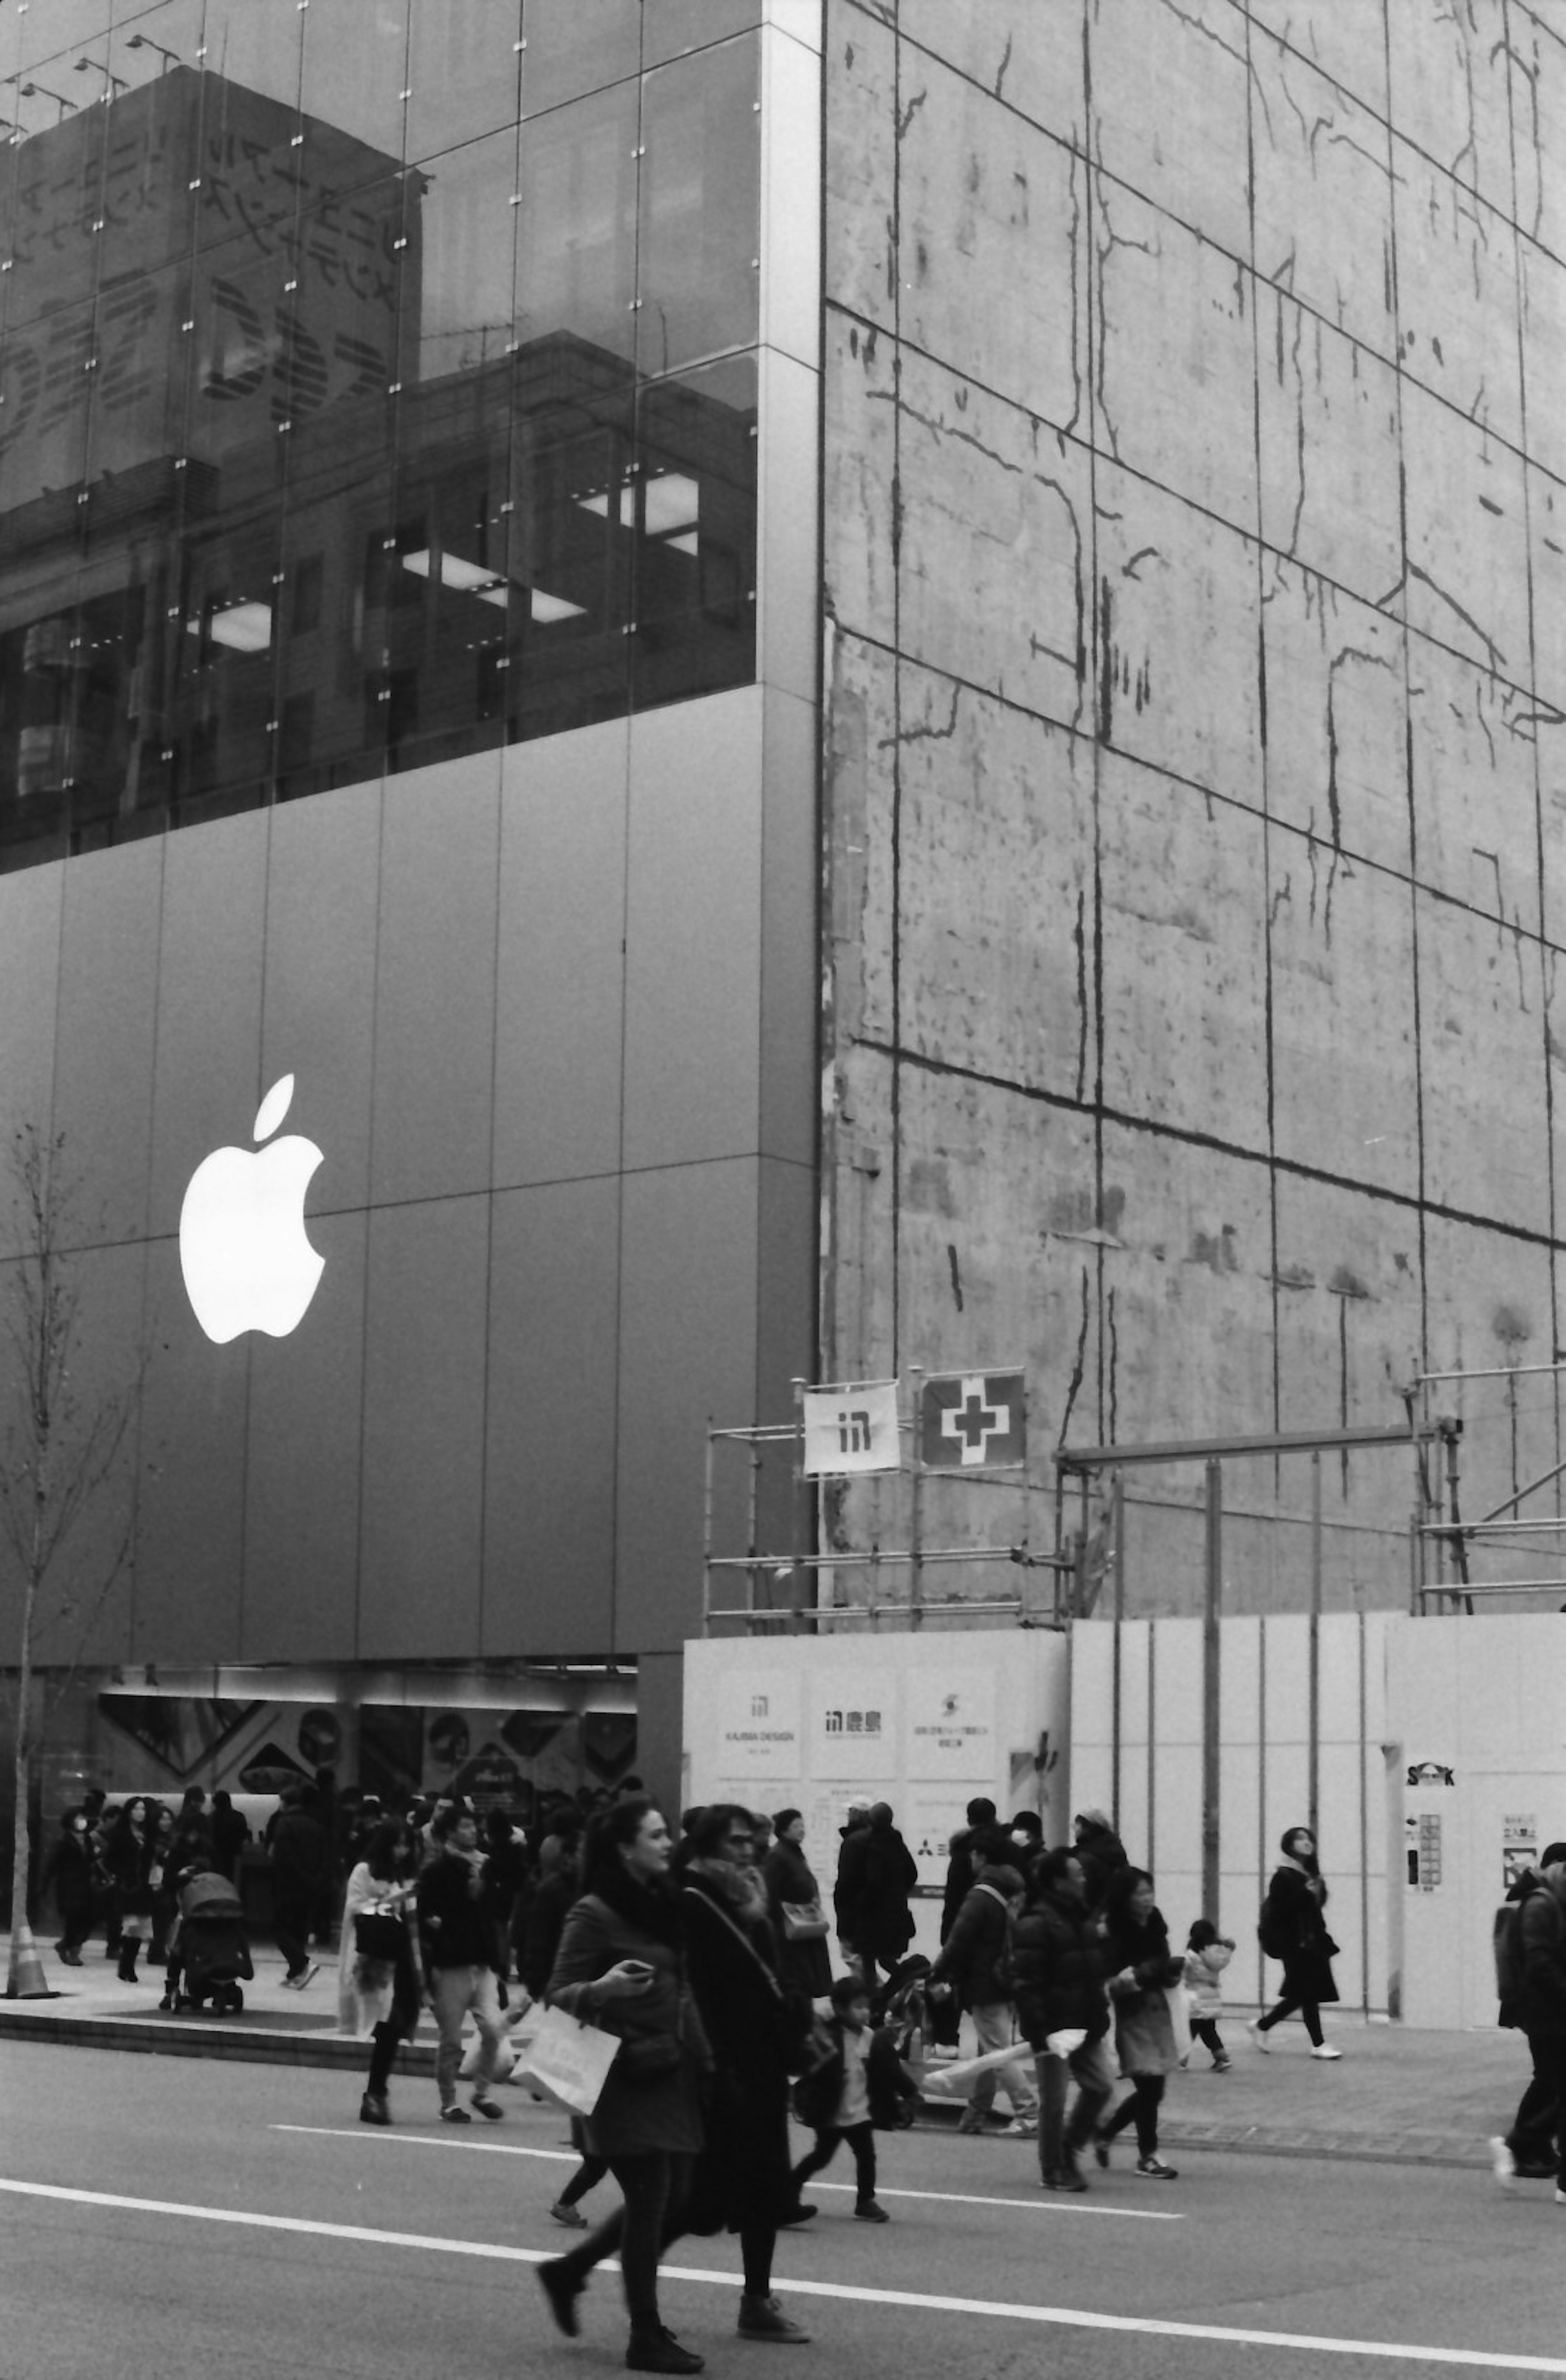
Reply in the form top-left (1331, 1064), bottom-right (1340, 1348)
top-left (686, 1855), bottom-right (770, 1927)
top-left (586, 1860), bottom-right (686, 1951)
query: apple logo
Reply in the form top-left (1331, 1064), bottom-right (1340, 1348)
top-left (178, 1074), bottom-right (325, 1344)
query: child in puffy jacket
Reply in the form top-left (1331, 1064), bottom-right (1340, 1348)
top-left (1183, 1919), bottom-right (1235, 2070)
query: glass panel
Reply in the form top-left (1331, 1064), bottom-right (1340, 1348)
top-left (637, 36), bottom-right (759, 376)
top-left (642, 0), bottom-right (764, 71)
top-left (500, 340), bottom-right (635, 741)
top-left (192, 0), bottom-right (303, 116)
top-left (301, 0), bottom-right (408, 171)
top-left (513, 81), bottom-right (637, 365)
top-left (630, 352), bottom-right (756, 714)
top-left (415, 127), bottom-right (518, 383)
top-left (519, 0), bottom-right (639, 119)
top-left (407, 0), bottom-right (521, 161)
top-left (113, 2), bottom-right (207, 90)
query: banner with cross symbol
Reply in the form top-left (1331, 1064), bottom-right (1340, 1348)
top-left (918, 1369), bottom-right (1027, 1471)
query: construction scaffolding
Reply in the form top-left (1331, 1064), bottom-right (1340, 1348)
top-left (1410, 1360), bottom-right (1566, 1612)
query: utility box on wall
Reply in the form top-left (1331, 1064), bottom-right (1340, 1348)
top-left (682, 1630), bottom-right (1070, 1964)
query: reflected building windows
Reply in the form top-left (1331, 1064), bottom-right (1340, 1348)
top-left (0, 11), bottom-right (761, 873)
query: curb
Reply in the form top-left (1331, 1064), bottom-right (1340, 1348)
top-left (0, 2006), bottom-right (1499, 2170)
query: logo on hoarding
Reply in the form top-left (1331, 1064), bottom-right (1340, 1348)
top-left (919, 1370), bottom-right (1027, 1469)
top-left (178, 1075), bottom-right (324, 1344)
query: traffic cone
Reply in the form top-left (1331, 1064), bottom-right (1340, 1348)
top-left (6, 1921), bottom-right (59, 2000)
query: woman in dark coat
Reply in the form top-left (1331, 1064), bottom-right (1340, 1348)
top-left (1011, 1846), bottom-right (1115, 2190)
top-left (1095, 1866), bottom-right (1185, 2180)
top-left (680, 1803), bottom-right (811, 2345)
top-left (1251, 1825), bottom-right (1341, 2058)
top-left (48, 1809), bottom-right (96, 1965)
top-left (539, 1797), bottom-right (711, 2378)
top-left (762, 1808), bottom-right (832, 1999)
top-left (103, 1797), bottom-right (155, 1981)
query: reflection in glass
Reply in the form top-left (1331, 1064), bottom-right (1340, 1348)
top-left (0, 9), bottom-right (761, 872)
top-left (641, 0), bottom-right (764, 72)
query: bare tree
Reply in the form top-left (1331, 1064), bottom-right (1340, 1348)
top-left (0, 1125), bottom-right (143, 1997)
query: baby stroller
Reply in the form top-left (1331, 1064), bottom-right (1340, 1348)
top-left (162, 1866), bottom-right (254, 2015)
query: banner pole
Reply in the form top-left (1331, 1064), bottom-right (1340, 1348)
top-left (909, 1367), bottom-right (925, 1631)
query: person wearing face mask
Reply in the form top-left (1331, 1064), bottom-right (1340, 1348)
top-left (1094, 1866), bottom-right (1186, 2180)
top-left (1250, 1825), bottom-right (1342, 2061)
top-left (48, 1808), bottom-right (96, 1966)
top-left (538, 1796), bottom-right (711, 2376)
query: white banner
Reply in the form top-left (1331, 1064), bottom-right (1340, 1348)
top-left (800, 1379), bottom-right (901, 1476)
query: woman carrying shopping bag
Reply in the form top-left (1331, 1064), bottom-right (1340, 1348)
top-left (1094, 1866), bottom-right (1186, 2180)
top-left (536, 1798), bottom-right (711, 2377)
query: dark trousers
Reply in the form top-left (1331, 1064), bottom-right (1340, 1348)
top-left (1191, 2017), bottom-right (1226, 2061)
top-left (273, 1885), bottom-right (314, 1979)
top-left (558, 2154), bottom-right (610, 2209)
top-left (793, 2119), bottom-right (877, 2204)
top-left (556, 2151), bottom-right (695, 2333)
top-left (1103, 2073), bottom-right (1166, 2159)
top-left (1508, 2030), bottom-right (1566, 2175)
top-left (1257, 1994), bottom-right (1324, 2046)
top-left (56, 1904), bottom-right (93, 1955)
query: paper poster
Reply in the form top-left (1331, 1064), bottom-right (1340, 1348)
top-left (904, 1666), bottom-right (998, 1780)
top-left (1503, 1813), bottom-right (1537, 1891)
top-left (906, 1790), bottom-right (971, 1897)
top-left (809, 1672), bottom-right (898, 1779)
top-left (713, 1672), bottom-right (802, 1778)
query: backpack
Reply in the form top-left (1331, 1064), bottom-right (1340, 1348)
top-left (1257, 1890), bottom-right (1290, 1960)
top-left (1494, 1900), bottom-right (1525, 2027)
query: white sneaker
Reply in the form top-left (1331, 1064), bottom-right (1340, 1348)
top-left (1309, 2043), bottom-right (1342, 2060)
top-left (1247, 2019), bottom-right (1270, 2054)
top-left (1490, 2136), bottom-right (1517, 2191)
top-left (997, 2117), bottom-right (1038, 2138)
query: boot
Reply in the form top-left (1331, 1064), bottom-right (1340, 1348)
top-left (117, 1942), bottom-right (140, 1982)
top-left (626, 2328), bottom-right (705, 2374)
top-left (359, 2091), bottom-right (391, 2127)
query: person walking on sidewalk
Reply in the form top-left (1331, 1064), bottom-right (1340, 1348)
top-left (1011, 1847), bottom-right (1115, 2191)
top-left (1183, 1919), bottom-right (1235, 2070)
top-left (1095, 1867), bottom-right (1186, 2180)
top-left (270, 1782), bottom-right (329, 1990)
top-left (834, 1801), bottom-right (917, 1994)
top-left (48, 1808), bottom-right (96, 1966)
top-left (1250, 1827), bottom-right (1342, 2060)
top-left (103, 1798), bottom-right (155, 1982)
top-left (417, 1798), bottom-right (508, 2123)
top-left (929, 1830), bottom-right (1037, 2137)
top-left (1491, 1840), bottom-right (1566, 2191)
top-left (341, 1817), bottom-right (421, 2127)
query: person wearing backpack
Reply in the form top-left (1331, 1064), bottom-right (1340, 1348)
top-left (1248, 1826), bottom-right (1342, 2059)
top-left (1490, 1842), bottom-right (1566, 2190)
top-left (928, 1831), bottom-right (1037, 2136)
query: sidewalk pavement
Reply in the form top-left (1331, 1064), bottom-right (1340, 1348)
top-left (0, 1935), bottom-right (1535, 2172)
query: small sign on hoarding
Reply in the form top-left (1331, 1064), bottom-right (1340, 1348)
top-left (801, 1379), bottom-right (901, 1476)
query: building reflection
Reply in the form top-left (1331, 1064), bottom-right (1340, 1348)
top-left (0, 60), bottom-right (758, 871)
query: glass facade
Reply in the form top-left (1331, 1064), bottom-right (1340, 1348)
top-left (0, 0), bottom-right (762, 871)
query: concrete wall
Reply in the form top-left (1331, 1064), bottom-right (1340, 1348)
top-left (821, 1), bottom-right (1566, 1612)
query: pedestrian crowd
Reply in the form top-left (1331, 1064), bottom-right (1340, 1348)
top-left (39, 1778), bottom-right (1352, 2375)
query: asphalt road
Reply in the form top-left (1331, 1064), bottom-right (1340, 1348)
top-left (2, 2040), bottom-right (1562, 2380)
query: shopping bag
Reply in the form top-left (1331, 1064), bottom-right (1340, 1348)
top-left (917, 2041), bottom-right (1032, 2097)
top-left (1044, 2028), bottom-right (1088, 2058)
top-left (510, 2003), bottom-right (620, 2116)
top-left (459, 2029), bottom-right (518, 2083)
top-left (1163, 1983), bottom-right (1192, 2064)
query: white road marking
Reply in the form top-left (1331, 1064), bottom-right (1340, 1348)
top-left (0, 2176), bottom-right (1556, 2372)
top-left (268, 2123), bottom-right (1182, 2220)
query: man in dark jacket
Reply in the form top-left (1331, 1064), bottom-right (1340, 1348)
top-left (834, 1803), bottom-right (917, 1992)
top-left (940, 1798), bottom-right (998, 1942)
top-left (417, 1800), bottom-right (508, 2123)
top-left (270, 1783), bottom-right (329, 1989)
top-left (1493, 1842), bottom-right (1566, 2187)
top-left (1011, 1846), bottom-right (1115, 2190)
top-left (930, 1831), bottom-right (1037, 2136)
top-left (1072, 1808), bottom-right (1128, 1914)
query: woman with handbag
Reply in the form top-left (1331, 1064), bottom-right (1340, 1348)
top-left (1093, 1866), bottom-right (1186, 2181)
top-left (538, 1797), bottom-right (711, 2377)
top-left (679, 1803), bottom-right (811, 2344)
top-left (763, 1809), bottom-right (832, 2001)
top-left (343, 1818), bottom-right (422, 2126)
top-left (1250, 1825), bottom-right (1343, 2059)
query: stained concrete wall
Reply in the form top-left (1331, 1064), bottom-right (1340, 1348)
top-left (821, 0), bottom-right (1566, 1612)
